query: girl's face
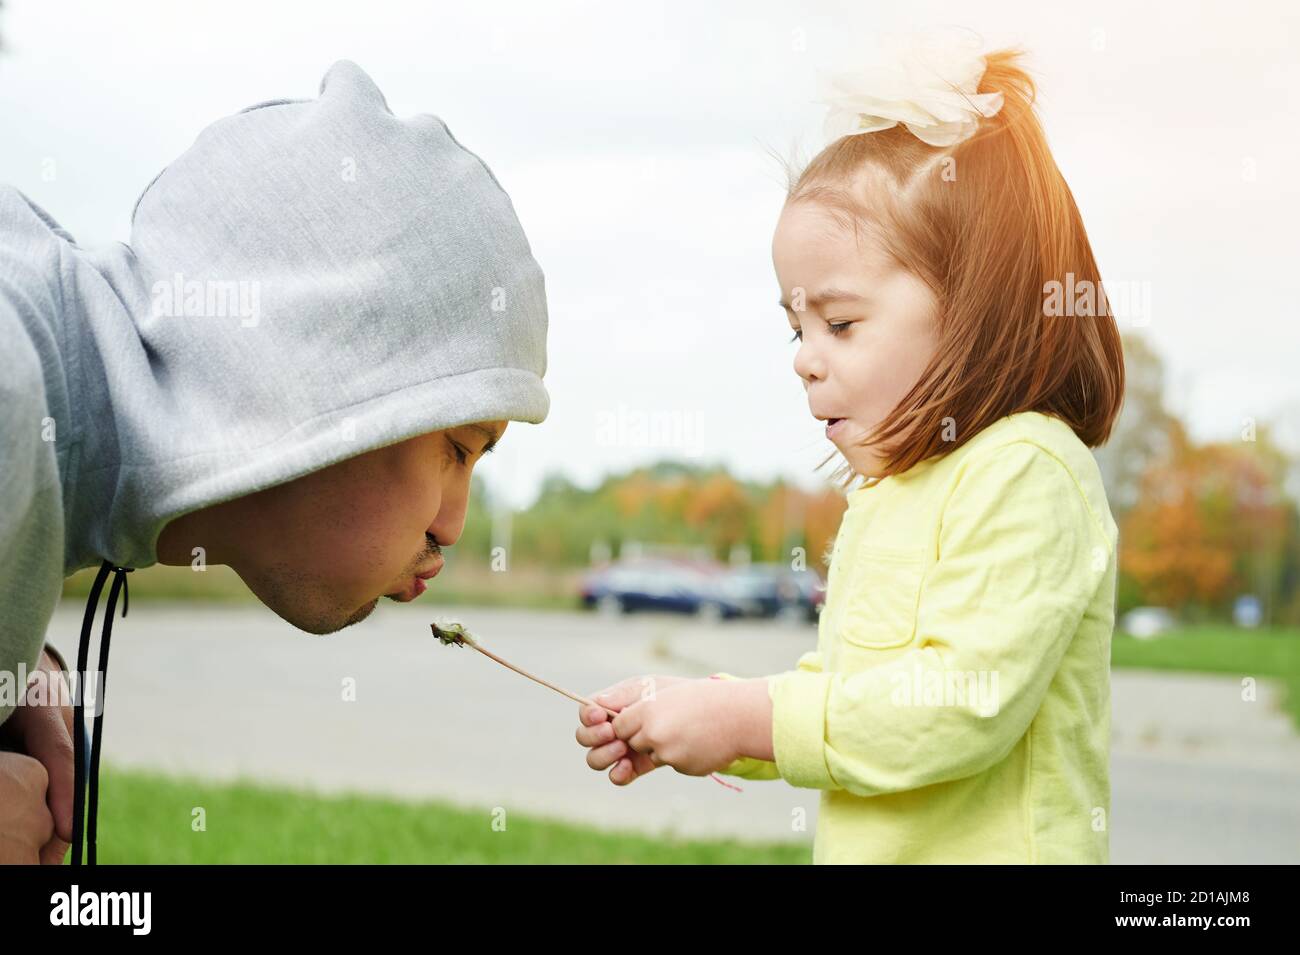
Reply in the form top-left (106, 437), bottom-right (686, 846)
top-left (773, 200), bottom-right (941, 479)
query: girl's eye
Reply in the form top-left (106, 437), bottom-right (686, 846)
top-left (449, 442), bottom-right (469, 466)
top-left (789, 323), bottom-right (850, 342)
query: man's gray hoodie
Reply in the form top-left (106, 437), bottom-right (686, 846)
top-left (0, 60), bottom-right (550, 731)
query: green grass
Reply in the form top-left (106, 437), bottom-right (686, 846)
top-left (88, 767), bottom-right (811, 864)
top-left (1112, 625), bottom-right (1300, 729)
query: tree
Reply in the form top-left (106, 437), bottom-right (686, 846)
top-left (1120, 427), bottom-right (1295, 620)
top-left (1093, 333), bottom-right (1181, 518)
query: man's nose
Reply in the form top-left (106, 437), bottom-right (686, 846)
top-left (428, 480), bottom-right (470, 547)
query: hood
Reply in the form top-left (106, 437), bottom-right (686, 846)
top-left (30, 60), bottom-right (550, 573)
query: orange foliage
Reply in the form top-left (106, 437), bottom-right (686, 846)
top-left (1120, 431), bottom-right (1290, 610)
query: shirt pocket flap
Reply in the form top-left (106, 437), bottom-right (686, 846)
top-left (839, 550), bottom-right (924, 650)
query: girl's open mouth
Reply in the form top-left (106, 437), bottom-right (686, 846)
top-left (826, 417), bottom-right (846, 439)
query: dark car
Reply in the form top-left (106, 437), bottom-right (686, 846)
top-left (579, 559), bottom-right (745, 620)
top-left (721, 564), bottom-right (825, 622)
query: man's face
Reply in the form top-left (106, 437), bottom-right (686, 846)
top-left (170, 421), bottom-right (506, 634)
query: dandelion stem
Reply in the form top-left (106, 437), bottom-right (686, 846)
top-left (430, 621), bottom-right (742, 793)
top-left (432, 622), bottom-right (619, 719)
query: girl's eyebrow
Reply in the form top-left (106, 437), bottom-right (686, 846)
top-left (778, 288), bottom-right (867, 311)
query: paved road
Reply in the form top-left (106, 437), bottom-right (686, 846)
top-left (44, 602), bottom-right (1300, 861)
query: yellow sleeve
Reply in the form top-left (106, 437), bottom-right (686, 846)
top-left (768, 441), bottom-right (1112, 797)
top-left (713, 650), bottom-right (823, 781)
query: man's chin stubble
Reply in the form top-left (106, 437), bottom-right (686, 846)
top-left (343, 598), bottom-right (380, 628)
top-left (301, 597), bottom-right (379, 634)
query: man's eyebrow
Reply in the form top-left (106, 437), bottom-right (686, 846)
top-left (778, 288), bottom-right (867, 311)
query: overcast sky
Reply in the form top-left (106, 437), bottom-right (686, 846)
top-left (2, 0), bottom-right (1296, 507)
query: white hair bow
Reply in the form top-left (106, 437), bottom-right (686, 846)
top-left (819, 32), bottom-right (1005, 148)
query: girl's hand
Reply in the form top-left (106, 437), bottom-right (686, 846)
top-left (609, 679), bottom-right (750, 778)
top-left (576, 675), bottom-right (689, 785)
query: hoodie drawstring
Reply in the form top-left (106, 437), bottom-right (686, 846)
top-left (72, 559), bottom-right (132, 865)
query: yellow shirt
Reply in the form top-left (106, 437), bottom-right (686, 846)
top-left (717, 411), bottom-right (1117, 863)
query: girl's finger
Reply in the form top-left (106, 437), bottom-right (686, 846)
top-left (608, 703), bottom-right (642, 743)
top-left (608, 753), bottom-right (654, 785)
top-left (609, 757), bottom-right (636, 785)
top-left (586, 738), bottom-right (629, 772)
top-left (584, 679), bottom-right (632, 706)
top-left (592, 677), bottom-right (653, 712)
top-left (575, 718), bottom-right (616, 748)
top-left (622, 727), bottom-right (652, 755)
top-left (577, 704), bottom-right (610, 727)
top-left (609, 751), bottom-right (658, 786)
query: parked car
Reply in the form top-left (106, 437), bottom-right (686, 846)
top-left (793, 569), bottom-right (826, 622)
top-left (579, 560), bottom-right (745, 620)
top-left (720, 564), bottom-right (824, 622)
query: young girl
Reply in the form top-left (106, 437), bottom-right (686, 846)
top-left (575, 35), bottom-right (1123, 864)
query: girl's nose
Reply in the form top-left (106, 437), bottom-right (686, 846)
top-left (793, 340), bottom-right (825, 384)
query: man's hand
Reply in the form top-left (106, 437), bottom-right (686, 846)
top-left (0, 752), bottom-right (58, 864)
top-left (575, 675), bottom-right (689, 786)
top-left (0, 649), bottom-right (74, 864)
